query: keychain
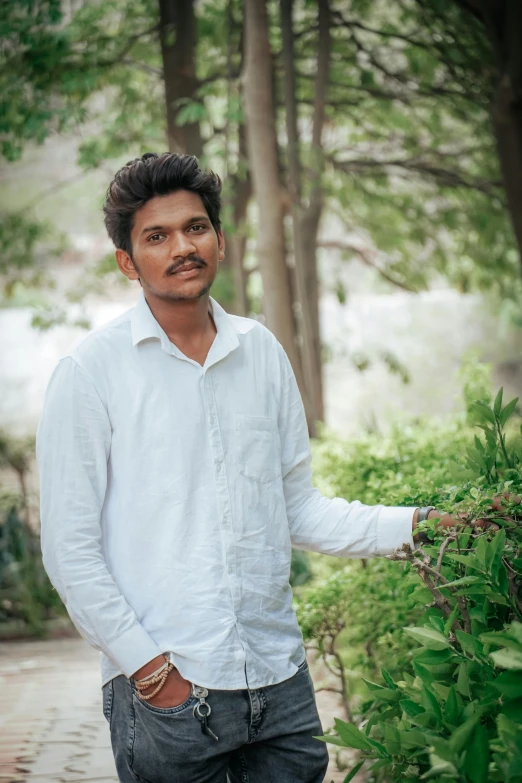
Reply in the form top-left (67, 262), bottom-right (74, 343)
top-left (192, 685), bottom-right (219, 741)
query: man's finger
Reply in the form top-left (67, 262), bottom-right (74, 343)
top-left (491, 493), bottom-right (521, 512)
top-left (475, 518), bottom-right (499, 531)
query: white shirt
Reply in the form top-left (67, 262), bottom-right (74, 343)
top-left (36, 291), bottom-right (415, 689)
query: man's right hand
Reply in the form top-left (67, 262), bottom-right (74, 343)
top-left (131, 654), bottom-right (192, 709)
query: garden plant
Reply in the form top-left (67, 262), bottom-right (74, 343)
top-left (297, 379), bottom-right (522, 782)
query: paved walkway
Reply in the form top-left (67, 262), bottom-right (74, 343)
top-left (0, 636), bottom-right (351, 783)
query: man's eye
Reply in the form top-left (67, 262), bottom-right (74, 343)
top-left (189, 224), bottom-right (205, 232)
top-left (148, 234), bottom-right (163, 242)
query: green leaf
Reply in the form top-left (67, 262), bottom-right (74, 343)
top-left (449, 713), bottom-right (480, 753)
top-left (382, 723), bottom-right (401, 755)
top-left (381, 668), bottom-right (398, 690)
top-left (490, 648), bottom-right (522, 670)
top-left (421, 757), bottom-right (458, 779)
top-left (400, 699), bottom-right (425, 718)
top-left (411, 711), bottom-right (438, 729)
top-left (399, 729), bottom-right (428, 749)
top-left (369, 687), bottom-right (402, 703)
top-left (493, 388), bottom-right (503, 417)
top-left (455, 630), bottom-right (483, 658)
top-left (485, 528), bottom-right (506, 573)
top-left (365, 737), bottom-right (389, 758)
top-left (342, 761), bottom-right (364, 783)
top-left (430, 737), bottom-right (456, 763)
top-left (404, 627), bottom-right (451, 650)
top-left (497, 713), bottom-right (519, 745)
top-left (463, 723), bottom-right (489, 783)
top-left (475, 535), bottom-right (488, 566)
top-left (333, 719), bottom-right (373, 751)
top-left (444, 686), bottom-right (460, 725)
top-left (470, 402), bottom-right (496, 424)
top-left (413, 660), bottom-right (435, 684)
top-left (491, 671), bottom-right (522, 699)
top-left (444, 604), bottom-right (461, 637)
top-left (456, 662), bottom-right (471, 698)
top-left (362, 678), bottom-right (384, 692)
top-left (500, 397), bottom-right (519, 427)
top-left (314, 734), bottom-right (346, 747)
top-left (445, 552), bottom-right (482, 569)
top-left (421, 686), bottom-right (442, 723)
top-left (500, 697), bottom-right (522, 722)
top-left (440, 575), bottom-right (485, 589)
top-left (369, 759), bottom-right (392, 771)
top-left (415, 648), bottom-right (454, 665)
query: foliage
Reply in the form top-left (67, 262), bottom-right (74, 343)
top-left (1, 0), bottom-right (520, 313)
top-left (0, 432), bottom-right (65, 634)
top-left (0, 502), bottom-right (65, 634)
top-left (303, 388), bottom-right (522, 782)
top-left (0, 212), bottom-right (65, 301)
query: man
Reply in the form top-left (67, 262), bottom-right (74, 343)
top-left (36, 152), bottom-right (486, 783)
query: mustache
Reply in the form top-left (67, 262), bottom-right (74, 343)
top-left (165, 254), bottom-right (206, 275)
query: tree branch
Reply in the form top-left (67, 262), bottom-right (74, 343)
top-left (331, 155), bottom-right (504, 199)
top-left (331, 9), bottom-right (432, 50)
top-left (319, 240), bottom-right (417, 293)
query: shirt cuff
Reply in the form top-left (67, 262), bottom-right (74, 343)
top-left (106, 623), bottom-right (164, 678)
top-left (376, 506), bottom-right (416, 556)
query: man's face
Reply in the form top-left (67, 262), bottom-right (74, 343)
top-left (116, 190), bottom-right (224, 301)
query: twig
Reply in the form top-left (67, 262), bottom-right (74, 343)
top-left (390, 544), bottom-right (471, 633)
top-left (436, 536), bottom-right (455, 573)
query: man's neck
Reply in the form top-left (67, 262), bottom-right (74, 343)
top-left (144, 291), bottom-right (213, 343)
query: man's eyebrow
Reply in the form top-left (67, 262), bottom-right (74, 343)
top-left (140, 216), bottom-right (210, 235)
top-left (141, 225), bottom-right (168, 235)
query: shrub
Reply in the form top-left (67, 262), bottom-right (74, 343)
top-left (0, 433), bottom-right (66, 635)
top-left (302, 389), bottom-right (522, 782)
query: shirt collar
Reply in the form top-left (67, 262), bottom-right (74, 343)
top-left (130, 290), bottom-right (255, 358)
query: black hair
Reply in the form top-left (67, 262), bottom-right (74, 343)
top-left (103, 152), bottom-right (222, 255)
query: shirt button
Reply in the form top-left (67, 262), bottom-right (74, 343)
top-left (228, 564), bottom-right (233, 573)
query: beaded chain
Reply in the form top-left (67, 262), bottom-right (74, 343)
top-left (134, 656), bottom-right (175, 701)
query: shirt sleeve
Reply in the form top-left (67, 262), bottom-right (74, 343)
top-left (36, 357), bottom-right (163, 676)
top-left (276, 343), bottom-right (415, 557)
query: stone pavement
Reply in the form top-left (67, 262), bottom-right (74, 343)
top-left (0, 636), bottom-right (350, 783)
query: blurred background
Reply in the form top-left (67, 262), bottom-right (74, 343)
top-left (1, 1), bottom-right (522, 781)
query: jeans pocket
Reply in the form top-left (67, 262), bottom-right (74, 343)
top-left (102, 680), bottom-right (114, 725)
top-left (130, 678), bottom-right (196, 715)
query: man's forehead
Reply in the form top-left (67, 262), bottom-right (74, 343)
top-left (133, 190), bottom-right (208, 229)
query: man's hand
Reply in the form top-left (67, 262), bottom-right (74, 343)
top-left (131, 655), bottom-right (192, 709)
top-left (412, 493), bottom-right (520, 541)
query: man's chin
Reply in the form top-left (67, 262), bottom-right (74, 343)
top-left (154, 280), bottom-right (213, 302)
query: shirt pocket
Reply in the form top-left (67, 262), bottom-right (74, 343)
top-left (235, 414), bottom-right (280, 484)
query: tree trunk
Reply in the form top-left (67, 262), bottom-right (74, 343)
top-left (488, 0), bottom-right (522, 263)
top-left (492, 77), bottom-right (522, 262)
top-left (158, 0), bottom-right (202, 158)
top-left (226, 124), bottom-right (251, 316)
top-left (221, 5), bottom-right (250, 317)
top-left (455, 0), bottom-right (522, 264)
top-left (280, 0), bottom-right (330, 425)
top-left (303, 0), bottom-right (330, 424)
top-left (243, 0), bottom-right (310, 418)
top-left (280, 0), bottom-right (319, 434)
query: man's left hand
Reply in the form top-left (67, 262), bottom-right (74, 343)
top-left (412, 492), bottom-right (520, 541)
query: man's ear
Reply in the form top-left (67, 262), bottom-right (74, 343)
top-left (217, 229), bottom-right (225, 262)
top-left (115, 248), bottom-right (140, 282)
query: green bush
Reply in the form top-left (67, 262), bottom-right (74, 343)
top-left (0, 432), bottom-right (66, 635)
top-left (301, 389), bottom-right (522, 782)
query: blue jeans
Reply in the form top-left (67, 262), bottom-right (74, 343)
top-left (102, 660), bottom-right (329, 782)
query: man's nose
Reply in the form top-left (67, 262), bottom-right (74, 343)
top-left (170, 231), bottom-right (197, 257)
